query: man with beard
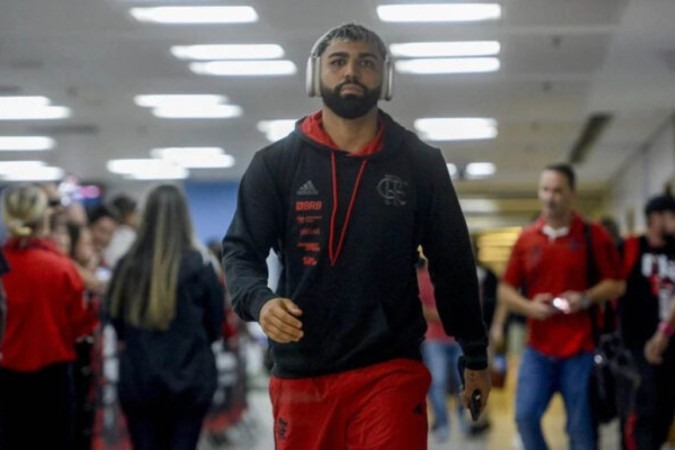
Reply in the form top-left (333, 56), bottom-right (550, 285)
top-left (620, 194), bottom-right (675, 450)
top-left (498, 163), bottom-right (624, 450)
top-left (222, 23), bottom-right (490, 450)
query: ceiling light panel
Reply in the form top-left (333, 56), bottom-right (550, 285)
top-left (129, 6), bottom-right (258, 24)
top-left (415, 118), bottom-right (497, 141)
top-left (0, 96), bottom-right (71, 120)
top-left (151, 147), bottom-right (235, 168)
top-left (0, 136), bottom-right (55, 151)
top-left (0, 160), bottom-right (46, 172)
top-left (257, 120), bottom-right (296, 142)
top-left (171, 44), bottom-right (285, 60)
top-left (134, 94), bottom-right (228, 108)
top-left (377, 3), bottom-right (501, 22)
top-left (0, 163), bottom-right (64, 181)
top-left (135, 94), bottom-right (242, 119)
top-left (107, 158), bottom-right (188, 180)
top-left (190, 60), bottom-right (297, 76)
top-left (389, 41), bottom-right (500, 58)
top-left (0, 96), bottom-right (50, 108)
top-left (152, 105), bottom-right (242, 119)
top-left (465, 162), bottom-right (497, 178)
top-left (395, 57), bottom-right (500, 74)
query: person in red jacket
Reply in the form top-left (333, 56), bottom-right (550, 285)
top-left (0, 183), bottom-right (96, 450)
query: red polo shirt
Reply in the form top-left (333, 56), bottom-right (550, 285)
top-left (502, 213), bottom-right (622, 357)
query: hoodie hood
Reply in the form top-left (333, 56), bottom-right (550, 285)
top-left (297, 110), bottom-right (386, 156)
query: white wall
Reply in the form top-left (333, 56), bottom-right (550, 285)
top-left (607, 116), bottom-right (675, 234)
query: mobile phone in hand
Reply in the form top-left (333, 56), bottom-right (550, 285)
top-left (551, 297), bottom-right (571, 313)
top-left (457, 355), bottom-right (482, 422)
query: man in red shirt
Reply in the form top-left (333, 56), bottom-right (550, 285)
top-left (499, 163), bottom-right (624, 450)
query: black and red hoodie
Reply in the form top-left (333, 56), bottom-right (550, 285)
top-left (223, 110), bottom-right (487, 378)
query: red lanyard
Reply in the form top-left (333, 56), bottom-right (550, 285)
top-left (328, 151), bottom-right (368, 266)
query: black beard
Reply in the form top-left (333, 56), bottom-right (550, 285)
top-left (320, 81), bottom-right (380, 119)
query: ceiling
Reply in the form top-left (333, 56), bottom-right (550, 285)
top-left (1, 0), bottom-right (674, 226)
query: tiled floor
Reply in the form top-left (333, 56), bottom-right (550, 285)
top-left (201, 375), bottom-right (623, 450)
top-left (200, 353), bottom-right (675, 450)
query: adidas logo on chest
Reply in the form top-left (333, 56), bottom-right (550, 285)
top-left (297, 180), bottom-right (319, 196)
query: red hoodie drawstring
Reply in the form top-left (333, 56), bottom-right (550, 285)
top-left (328, 151), bottom-right (368, 266)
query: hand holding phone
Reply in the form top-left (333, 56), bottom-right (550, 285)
top-left (551, 297), bottom-right (571, 314)
top-left (457, 355), bottom-right (482, 422)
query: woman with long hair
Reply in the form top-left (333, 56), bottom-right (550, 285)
top-left (107, 184), bottom-right (224, 450)
top-left (0, 183), bottom-right (96, 450)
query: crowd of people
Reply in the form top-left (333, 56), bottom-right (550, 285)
top-left (0, 182), bottom-right (235, 450)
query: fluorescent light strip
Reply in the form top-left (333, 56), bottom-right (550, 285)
top-left (377, 3), bottom-right (501, 22)
top-left (0, 106), bottom-right (71, 120)
top-left (257, 120), bottom-right (296, 142)
top-left (0, 96), bottom-right (71, 120)
top-left (129, 6), bottom-right (258, 24)
top-left (0, 166), bottom-right (64, 182)
top-left (0, 96), bottom-right (51, 108)
top-left (107, 159), bottom-right (188, 180)
top-left (465, 162), bottom-right (496, 178)
top-left (396, 57), bottom-right (499, 74)
top-left (0, 137), bottom-right (55, 151)
top-left (190, 60), bottom-right (297, 76)
top-left (0, 161), bottom-right (46, 173)
top-left (171, 44), bottom-right (284, 61)
top-left (389, 41), bottom-right (500, 58)
top-left (415, 118), bottom-right (497, 141)
top-left (134, 95), bottom-right (242, 119)
top-left (152, 105), bottom-right (242, 119)
top-left (151, 147), bottom-right (235, 168)
top-left (134, 94), bottom-right (228, 108)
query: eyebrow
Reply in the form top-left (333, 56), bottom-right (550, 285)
top-left (326, 51), bottom-right (379, 60)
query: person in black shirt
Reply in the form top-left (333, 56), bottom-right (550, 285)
top-left (107, 185), bottom-right (224, 450)
top-left (619, 194), bottom-right (675, 450)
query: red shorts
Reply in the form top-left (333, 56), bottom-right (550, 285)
top-left (269, 358), bottom-right (431, 450)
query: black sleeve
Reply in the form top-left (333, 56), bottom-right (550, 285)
top-left (420, 149), bottom-right (488, 370)
top-left (201, 263), bottom-right (226, 343)
top-left (0, 250), bottom-right (9, 275)
top-left (222, 151), bottom-right (283, 322)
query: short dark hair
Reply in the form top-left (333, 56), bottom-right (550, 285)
top-left (544, 163), bottom-right (576, 191)
top-left (87, 204), bottom-right (119, 224)
top-left (312, 23), bottom-right (388, 60)
top-left (110, 194), bottom-right (137, 219)
top-left (644, 194), bottom-right (675, 217)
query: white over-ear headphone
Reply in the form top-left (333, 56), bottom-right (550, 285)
top-left (305, 35), bottom-right (394, 101)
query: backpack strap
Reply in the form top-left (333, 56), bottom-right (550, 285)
top-left (584, 222), bottom-right (602, 345)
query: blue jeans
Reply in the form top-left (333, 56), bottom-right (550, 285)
top-left (515, 346), bottom-right (596, 450)
top-left (422, 340), bottom-right (463, 430)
